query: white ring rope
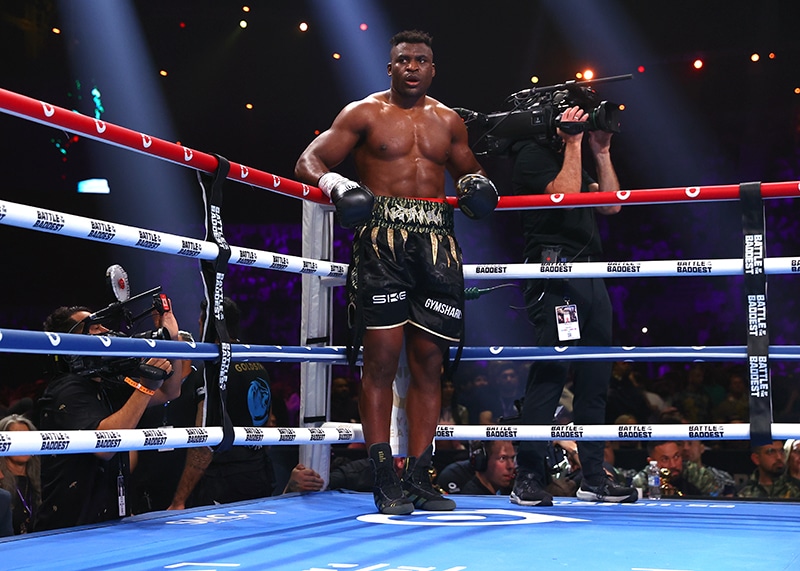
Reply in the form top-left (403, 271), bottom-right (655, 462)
top-left (0, 425), bottom-right (361, 456)
top-left (0, 199), bottom-right (347, 280)
top-left (4, 422), bottom-right (800, 457)
top-left (464, 257), bottom-right (800, 279)
top-left (4, 198), bottom-right (800, 282)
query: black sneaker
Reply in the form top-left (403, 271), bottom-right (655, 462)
top-left (369, 443), bottom-right (414, 515)
top-left (402, 445), bottom-right (456, 511)
top-left (510, 470), bottom-right (553, 506)
top-left (576, 477), bottom-right (638, 503)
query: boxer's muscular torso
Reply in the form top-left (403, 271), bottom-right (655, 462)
top-left (298, 90), bottom-right (484, 200)
top-left (351, 93), bottom-right (462, 199)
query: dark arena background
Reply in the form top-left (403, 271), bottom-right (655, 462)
top-left (1, 2), bottom-right (800, 569)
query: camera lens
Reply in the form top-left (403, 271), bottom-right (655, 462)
top-left (588, 101), bottom-right (622, 133)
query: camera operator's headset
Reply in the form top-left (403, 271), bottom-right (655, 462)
top-left (469, 440), bottom-right (489, 472)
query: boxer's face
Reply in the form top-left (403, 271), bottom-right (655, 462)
top-left (388, 42), bottom-right (435, 98)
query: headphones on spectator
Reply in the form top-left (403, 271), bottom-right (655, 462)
top-left (469, 441), bottom-right (489, 472)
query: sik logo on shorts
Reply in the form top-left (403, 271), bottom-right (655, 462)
top-left (372, 291), bottom-right (407, 305)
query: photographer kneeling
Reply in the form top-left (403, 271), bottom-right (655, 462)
top-left (35, 302), bottom-right (183, 531)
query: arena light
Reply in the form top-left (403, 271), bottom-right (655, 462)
top-left (239, 20), bottom-right (248, 29)
top-left (77, 178), bottom-right (111, 194)
top-left (751, 53), bottom-right (760, 62)
top-left (309, 0), bottom-right (393, 100)
top-left (58, 0), bottom-right (202, 330)
top-left (299, 22), bottom-right (309, 32)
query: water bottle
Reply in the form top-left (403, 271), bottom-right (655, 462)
top-left (647, 460), bottom-right (661, 499)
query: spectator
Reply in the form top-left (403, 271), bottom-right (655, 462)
top-left (680, 440), bottom-right (736, 497)
top-left (460, 441), bottom-right (516, 495)
top-left (606, 362), bottom-right (653, 424)
top-left (456, 368), bottom-right (491, 425)
top-left (438, 377), bottom-right (469, 451)
top-left (0, 414), bottom-right (41, 533)
top-left (712, 368), bottom-right (749, 423)
top-left (774, 373), bottom-right (800, 423)
top-left (672, 365), bottom-right (713, 424)
top-left (478, 363), bottom-right (524, 424)
top-left (329, 376), bottom-right (360, 424)
top-left (784, 439), bottom-right (800, 488)
top-left (736, 440), bottom-right (800, 499)
top-left (611, 413), bottom-right (644, 451)
top-left (632, 440), bottom-right (706, 497)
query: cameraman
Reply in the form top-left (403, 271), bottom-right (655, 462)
top-left (509, 106), bottom-right (637, 506)
top-left (35, 302), bottom-right (182, 530)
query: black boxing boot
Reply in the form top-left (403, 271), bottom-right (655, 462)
top-left (402, 445), bottom-right (456, 511)
top-left (368, 443), bottom-right (414, 515)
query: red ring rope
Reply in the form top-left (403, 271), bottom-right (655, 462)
top-left (0, 87), bottom-right (327, 204)
top-left (3, 87), bottom-right (799, 212)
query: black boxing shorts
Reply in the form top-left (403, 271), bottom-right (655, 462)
top-left (347, 196), bottom-right (464, 345)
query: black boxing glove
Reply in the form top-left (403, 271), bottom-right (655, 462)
top-left (318, 172), bottom-right (375, 228)
top-left (456, 174), bottom-right (499, 220)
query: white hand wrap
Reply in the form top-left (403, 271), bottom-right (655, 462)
top-left (318, 172), bottom-right (357, 198)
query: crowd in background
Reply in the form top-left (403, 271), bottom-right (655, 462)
top-left (2, 359), bottom-right (800, 537)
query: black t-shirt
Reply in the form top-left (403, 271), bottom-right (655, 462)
top-left (192, 362), bottom-right (277, 501)
top-left (511, 140), bottom-right (602, 262)
top-left (460, 475), bottom-right (511, 496)
top-left (35, 374), bottom-right (134, 531)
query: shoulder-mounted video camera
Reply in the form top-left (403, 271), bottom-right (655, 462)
top-left (64, 265), bottom-right (172, 382)
top-left (455, 74), bottom-right (632, 156)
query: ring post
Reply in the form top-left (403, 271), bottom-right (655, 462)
top-left (300, 200), bottom-right (335, 485)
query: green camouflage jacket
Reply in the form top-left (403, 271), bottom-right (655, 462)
top-left (735, 469), bottom-right (800, 499)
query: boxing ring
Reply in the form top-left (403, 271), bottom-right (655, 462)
top-left (2, 87), bottom-right (800, 570)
